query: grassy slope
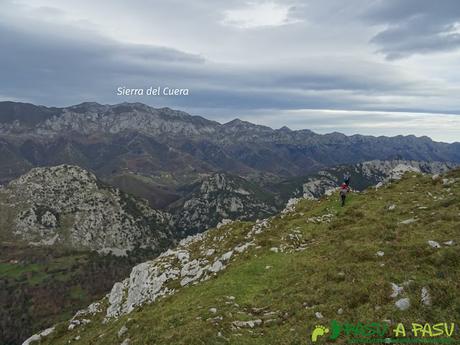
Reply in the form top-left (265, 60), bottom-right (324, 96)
top-left (42, 170), bottom-right (460, 345)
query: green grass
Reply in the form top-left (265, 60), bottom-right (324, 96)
top-left (40, 171), bottom-right (460, 345)
top-left (0, 262), bottom-right (42, 278)
top-left (70, 285), bottom-right (88, 301)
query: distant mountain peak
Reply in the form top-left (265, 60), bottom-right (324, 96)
top-left (72, 101), bottom-right (103, 107)
top-left (65, 102), bottom-right (110, 115)
top-left (278, 125), bottom-right (291, 132)
top-left (224, 118), bottom-right (246, 125)
top-left (223, 118), bottom-right (272, 131)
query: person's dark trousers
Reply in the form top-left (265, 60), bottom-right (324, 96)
top-left (341, 195), bottom-right (346, 206)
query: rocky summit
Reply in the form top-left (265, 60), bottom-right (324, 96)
top-left (1, 101), bottom-right (460, 189)
top-left (26, 168), bottom-right (460, 345)
top-left (0, 165), bottom-right (173, 255)
top-left (169, 173), bottom-right (278, 236)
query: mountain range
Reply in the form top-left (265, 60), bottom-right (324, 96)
top-left (1, 100), bottom-right (459, 228)
top-left (1, 101), bottom-right (460, 345)
top-left (1, 101), bottom-right (459, 188)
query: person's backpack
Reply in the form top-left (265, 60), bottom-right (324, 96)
top-left (339, 183), bottom-right (348, 196)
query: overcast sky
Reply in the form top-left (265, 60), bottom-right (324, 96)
top-left (1, 0), bottom-right (460, 142)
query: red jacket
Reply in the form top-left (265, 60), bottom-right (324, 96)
top-left (339, 183), bottom-right (350, 195)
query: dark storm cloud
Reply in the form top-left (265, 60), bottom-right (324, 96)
top-left (364, 0), bottom-right (460, 59)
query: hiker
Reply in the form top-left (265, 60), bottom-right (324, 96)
top-left (343, 172), bottom-right (351, 186)
top-left (339, 182), bottom-right (350, 207)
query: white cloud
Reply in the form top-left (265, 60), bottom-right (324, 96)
top-left (221, 2), bottom-right (300, 29)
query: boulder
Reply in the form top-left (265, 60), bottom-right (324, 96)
top-left (395, 298), bottom-right (410, 311)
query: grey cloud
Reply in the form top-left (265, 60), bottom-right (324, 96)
top-left (0, 0), bottom-right (459, 143)
top-left (0, 17), bottom-right (204, 105)
top-left (364, 0), bottom-right (460, 59)
top-left (0, 14), bottom-right (430, 112)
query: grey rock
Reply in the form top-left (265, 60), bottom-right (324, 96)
top-left (395, 298), bottom-right (410, 311)
top-left (220, 251), bottom-right (233, 262)
top-left (22, 327), bottom-right (54, 345)
top-left (205, 249), bottom-right (216, 256)
top-left (390, 283), bottom-right (404, 298)
top-left (232, 319), bottom-right (262, 328)
top-left (399, 218), bottom-right (417, 225)
top-left (234, 241), bottom-right (254, 253)
top-left (315, 312), bottom-right (324, 319)
top-left (209, 260), bottom-right (224, 273)
top-left (427, 240), bottom-right (441, 248)
top-left (421, 287), bottom-right (432, 306)
top-left (118, 325), bottom-right (128, 338)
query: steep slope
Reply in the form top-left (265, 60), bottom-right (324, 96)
top-left (31, 169), bottom-right (460, 345)
top-left (0, 101), bottom-right (61, 128)
top-left (0, 138), bottom-right (33, 184)
top-left (169, 173), bottom-right (278, 236)
top-left (0, 165), bottom-right (173, 255)
top-left (300, 160), bottom-right (457, 199)
top-left (0, 165), bottom-right (177, 345)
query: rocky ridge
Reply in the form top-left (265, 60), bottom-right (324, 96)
top-left (1, 160), bottom-right (456, 254)
top-left (0, 102), bottom-right (218, 137)
top-left (301, 160), bottom-right (456, 199)
top-left (169, 173), bottom-right (277, 236)
top-left (0, 165), bottom-right (173, 255)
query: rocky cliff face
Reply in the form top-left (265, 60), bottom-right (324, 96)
top-left (0, 102), bottom-right (218, 137)
top-left (169, 173), bottom-right (277, 236)
top-left (0, 165), bottom-right (173, 255)
top-left (301, 160), bottom-right (457, 199)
